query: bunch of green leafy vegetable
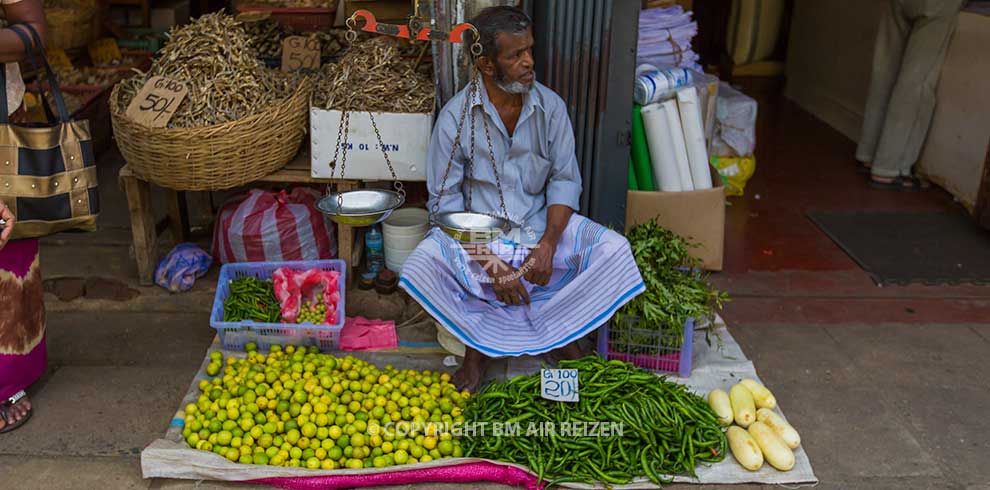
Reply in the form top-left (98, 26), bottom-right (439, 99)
top-left (614, 219), bottom-right (728, 351)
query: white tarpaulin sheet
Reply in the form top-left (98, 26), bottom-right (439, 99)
top-left (142, 316), bottom-right (817, 487)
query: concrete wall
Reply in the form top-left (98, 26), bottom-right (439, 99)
top-left (784, 3), bottom-right (989, 209)
top-left (917, 12), bottom-right (990, 211)
top-left (783, 0), bottom-right (885, 142)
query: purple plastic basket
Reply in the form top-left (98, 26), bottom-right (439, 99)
top-left (597, 315), bottom-right (694, 377)
top-left (209, 260), bottom-right (346, 352)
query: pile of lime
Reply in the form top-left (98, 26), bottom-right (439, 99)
top-left (205, 353), bottom-right (223, 377)
top-left (296, 300), bottom-right (328, 324)
top-left (181, 343), bottom-right (469, 470)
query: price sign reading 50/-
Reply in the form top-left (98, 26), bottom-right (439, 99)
top-left (282, 36), bottom-right (321, 72)
top-left (541, 368), bottom-right (579, 402)
top-left (124, 76), bottom-right (188, 128)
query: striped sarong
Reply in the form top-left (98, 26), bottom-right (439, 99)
top-left (399, 215), bottom-right (644, 357)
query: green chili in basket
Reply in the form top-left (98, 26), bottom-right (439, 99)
top-left (223, 277), bottom-right (282, 323)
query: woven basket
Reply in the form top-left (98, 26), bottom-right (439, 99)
top-left (109, 80), bottom-right (312, 191)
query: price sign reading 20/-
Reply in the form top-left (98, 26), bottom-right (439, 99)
top-left (541, 369), bottom-right (579, 402)
top-left (124, 76), bottom-right (188, 128)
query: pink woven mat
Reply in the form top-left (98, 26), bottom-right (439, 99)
top-left (250, 461), bottom-right (543, 489)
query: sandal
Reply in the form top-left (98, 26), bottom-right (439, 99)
top-left (869, 175), bottom-right (924, 192)
top-left (855, 161), bottom-right (872, 174)
top-left (0, 390), bottom-right (33, 434)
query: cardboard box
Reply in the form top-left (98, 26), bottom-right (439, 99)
top-left (625, 175), bottom-right (726, 271)
top-left (310, 107), bottom-right (433, 181)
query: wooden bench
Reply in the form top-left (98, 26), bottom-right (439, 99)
top-left (119, 155), bottom-right (360, 286)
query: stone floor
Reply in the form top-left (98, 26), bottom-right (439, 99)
top-left (2, 92), bottom-right (990, 490)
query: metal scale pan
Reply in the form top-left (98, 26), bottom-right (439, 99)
top-left (434, 212), bottom-right (511, 244)
top-left (317, 189), bottom-right (404, 227)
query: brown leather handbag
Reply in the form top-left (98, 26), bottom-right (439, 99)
top-left (0, 24), bottom-right (98, 239)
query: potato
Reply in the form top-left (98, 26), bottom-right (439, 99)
top-left (727, 426), bottom-right (764, 471)
top-left (708, 389), bottom-right (734, 426)
top-left (748, 421), bottom-right (795, 471)
top-left (729, 383), bottom-right (756, 428)
top-left (741, 378), bottom-right (777, 410)
top-left (757, 408), bottom-right (801, 449)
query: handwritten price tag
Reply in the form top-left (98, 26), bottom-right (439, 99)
top-left (541, 369), bottom-right (579, 402)
top-left (125, 76), bottom-right (188, 128)
top-left (281, 36), bottom-right (321, 72)
top-left (88, 38), bottom-right (122, 67)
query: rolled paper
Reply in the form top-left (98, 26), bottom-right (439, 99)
top-left (661, 99), bottom-right (695, 191)
top-left (641, 102), bottom-right (684, 192)
top-left (631, 104), bottom-right (656, 191)
top-left (676, 87), bottom-right (713, 190)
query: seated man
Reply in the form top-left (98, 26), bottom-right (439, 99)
top-left (399, 6), bottom-right (644, 392)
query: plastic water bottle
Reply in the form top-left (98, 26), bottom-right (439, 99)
top-left (365, 225), bottom-right (384, 273)
top-left (633, 68), bottom-right (693, 105)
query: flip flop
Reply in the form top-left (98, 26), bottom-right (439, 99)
top-left (869, 175), bottom-right (924, 192)
top-left (0, 390), bottom-right (33, 434)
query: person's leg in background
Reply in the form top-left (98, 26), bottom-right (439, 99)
top-left (868, 0), bottom-right (967, 188)
top-left (0, 238), bottom-right (46, 434)
top-left (856, 0), bottom-right (911, 170)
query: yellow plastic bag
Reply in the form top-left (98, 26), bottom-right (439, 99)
top-left (713, 156), bottom-right (756, 196)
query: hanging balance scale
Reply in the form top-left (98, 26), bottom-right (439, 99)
top-left (317, 10), bottom-right (511, 244)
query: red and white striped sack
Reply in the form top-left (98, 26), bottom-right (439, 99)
top-left (212, 188), bottom-right (337, 264)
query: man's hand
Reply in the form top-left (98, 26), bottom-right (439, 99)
top-left (0, 202), bottom-right (14, 251)
top-left (523, 204), bottom-right (571, 287)
top-left (488, 257), bottom-right (530, 306)
top-left (462, 243), bottom-right (530, 306)
top-left (522, 240), bottom-right (555, 286)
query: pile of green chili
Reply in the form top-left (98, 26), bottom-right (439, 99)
top-left (222, 277), bottom-right (282, 323)
top-left (463, 356), bottom-right (726, 487)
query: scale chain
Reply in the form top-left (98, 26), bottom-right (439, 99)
top-left (328, 20), bottom-right (359, 213)
top-left (465, 78), bottom-right (477, 213)
top-left (327, 19), bottom-right (406, 214)
top-left (426, 33), bottom-right (510, 231)
top-left (329, 100), bottom-right (350, 210)
top-left (433, 73), bottom-right (508, 224)
top-left (478, 84), bottom-right (509, 220)
top-left (336, 110), bottom-right (351, 211)
top-left (431, 76), bottom-right (474, 221)
top-left (369, 112), bottom-right (405, 199)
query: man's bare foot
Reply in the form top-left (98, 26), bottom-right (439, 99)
top-left (452, 348), bottom-right (489, 393)
top-left (0, 393), bottom-right (32, 433)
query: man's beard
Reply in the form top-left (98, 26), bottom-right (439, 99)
top-left (494, 63), bottom-right (532, 95)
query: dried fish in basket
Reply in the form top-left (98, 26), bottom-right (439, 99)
top-left (114, 13), bottom-right (304, 129)
top-left (313, 37), bottom-right (434, 114)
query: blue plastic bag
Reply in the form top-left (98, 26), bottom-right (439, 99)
top-left (155, 243), bottom-right (212, 292)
